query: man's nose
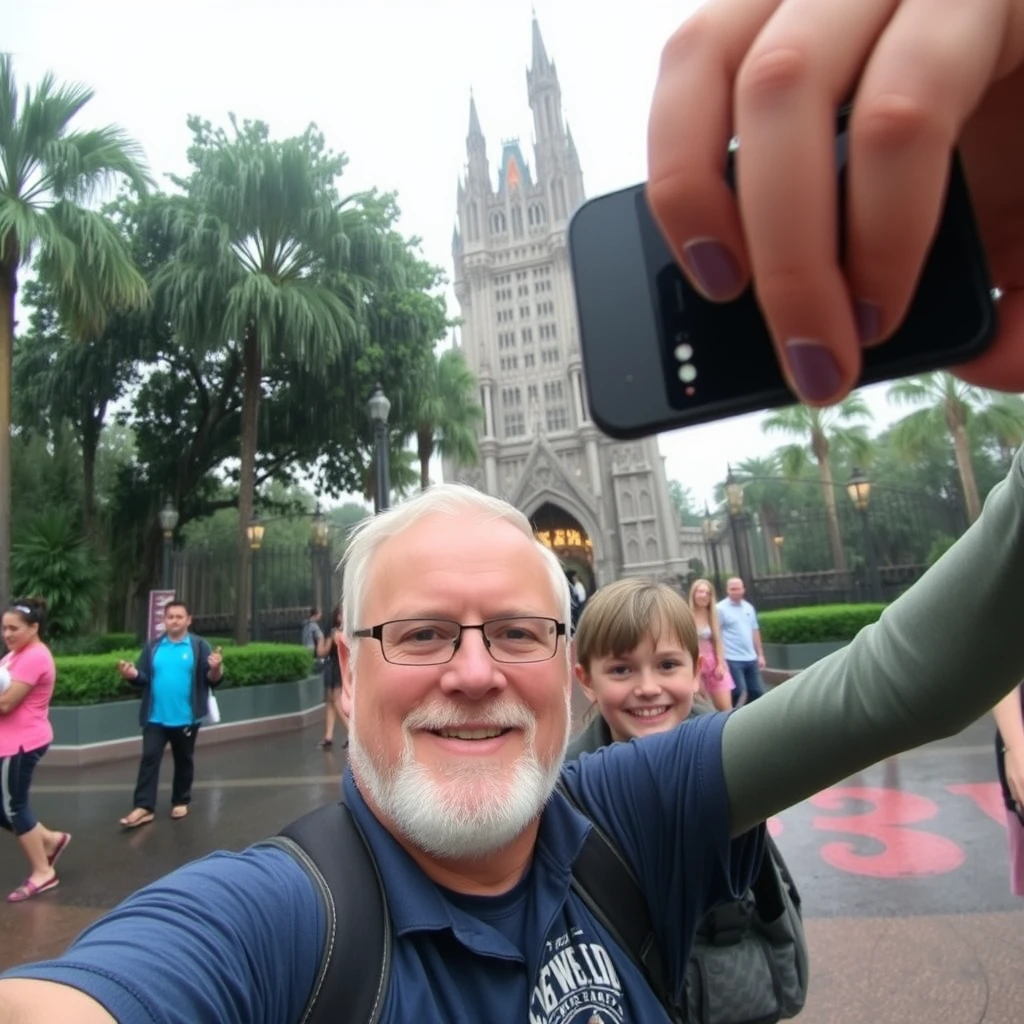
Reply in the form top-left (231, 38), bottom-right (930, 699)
top-left (440, 627), bottom-right (506, 697)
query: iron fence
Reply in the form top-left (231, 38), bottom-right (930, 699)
top-left (694, 478), bottom-right (967, 610)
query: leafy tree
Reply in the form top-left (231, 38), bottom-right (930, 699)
top-left (155, 115), bottom-right (403, 642)
top-left (410, 347), bottom-right (482, 490)
top-left (14, 276), bottom-right (139, 540)
top-left (0, 56), bottom-right (149, 600)
top-left (762, 395), bottom-right (873, 573)
top-left (667, 480), bottom-right (701, 526)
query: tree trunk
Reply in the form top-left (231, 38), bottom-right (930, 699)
top-left (81, 412), bottom-right (100, 544)
top-left (948, 405), bottom-right (982, 522)
top-left (0, 258), bottom-right (17, 605)
top-left (417, 429), bottom-right (432, 491)
top-left (235, 328), bottom-right (261, 645)
top-left (813, 435), bottom-right (847, 574)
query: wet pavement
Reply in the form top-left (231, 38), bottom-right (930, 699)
top-left (1, 698), bottom-right (1021, 1022)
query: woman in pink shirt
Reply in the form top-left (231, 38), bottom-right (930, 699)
top-left (0, 597), bottom-right (70, 901)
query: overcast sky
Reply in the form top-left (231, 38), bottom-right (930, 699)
top-left (7, 0), bottom-right (900, 506)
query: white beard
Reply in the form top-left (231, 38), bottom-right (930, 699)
top-left (347, 681), bottom-right (572, 860)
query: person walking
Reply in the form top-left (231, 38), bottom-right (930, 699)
top-left (117, 601), bottom-right (223, 829)
top-left (0, 597), bottom-right (70, 902)
top-left (317, 606), bottom-right (344, 749)
top-left (717, 577), bottom-right (766, 706)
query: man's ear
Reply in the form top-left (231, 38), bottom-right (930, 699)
top-left (339, 633), bottom-right (354, 720)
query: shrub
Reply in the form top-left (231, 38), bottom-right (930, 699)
top-left (50, 633), bottom-right (139, 656)
top-left (53, 643), bottom-right (315, 706)
top-left (11, 510), bottom-right (103, 637)
top-left (757, 604), bottom-right (886, 644)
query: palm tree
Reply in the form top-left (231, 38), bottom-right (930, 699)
top-left (0, 56), bottom-right (149, 601)
top-left (887, 373), bottom-right (1024, 523)
top-left (762, 396), bottom-right (873, 574)
top-left (157, 117), bottom-right (400, 643)
top-left (411, 348), bottom-right (482, 490)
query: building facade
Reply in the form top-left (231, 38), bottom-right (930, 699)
top-left (447, 18), bottom-right (685, 589)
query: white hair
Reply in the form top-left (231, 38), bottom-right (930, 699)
top-left (341, 483), bottom-right (573, 639)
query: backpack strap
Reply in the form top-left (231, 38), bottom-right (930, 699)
top-left (557, 782), bottom-right (681, 1020)
top-left (260, 801), bottom-right (391, 1024)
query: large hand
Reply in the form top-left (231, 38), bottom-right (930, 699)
top-left (647, 0), bottom-right (1024, 405)
top-left (117, 660), bottom-right (138, 681)
top-left (208, 646), bottom-right (223, 672)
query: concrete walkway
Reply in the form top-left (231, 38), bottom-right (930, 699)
top-left (1, 708), bottom-right (1020, 1022)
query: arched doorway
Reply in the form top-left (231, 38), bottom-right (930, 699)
top-left (530, 503), bottom-right (596, 596)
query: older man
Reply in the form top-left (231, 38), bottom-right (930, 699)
top-left (2, 451), bottom-right (1024, 1021)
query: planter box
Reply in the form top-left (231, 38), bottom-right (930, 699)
top-left (48, 675), bottom-right (327, 765)
top-left (762, 641), bottom-right (848, 673)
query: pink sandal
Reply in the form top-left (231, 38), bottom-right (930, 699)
top-left (7, 875), bottom-right (59, 903)
top-left (48, 832), bottom-right (71, 868)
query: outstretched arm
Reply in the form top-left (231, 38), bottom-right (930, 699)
top-left (723, 447), bottom-right (1024, 835)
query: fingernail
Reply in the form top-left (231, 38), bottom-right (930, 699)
top-left (785, 340), bottom-right (844, 403)
top-left (854, 300), bottom-right (881, 346)
top-left (683, 239), bottom-right (742, 300)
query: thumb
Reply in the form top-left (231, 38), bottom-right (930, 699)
top-left (214, 646), bottom-right (223, 655)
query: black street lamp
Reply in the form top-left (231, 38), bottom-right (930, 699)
top-left (368, 383), bottom-right (392, 514)
top-left (846, 467), bottom-right (882, 602)
top-left (702, 502), bottom-right (724, 594)
top-left (158, 497), bottom-right (179, 590)
top-left (247, 519), bottom-right (265, 642)
top-left (723, 465), bottom-right (752, 587)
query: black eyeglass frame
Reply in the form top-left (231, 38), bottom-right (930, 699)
top-left (352, 617), bottom-right (567, 665)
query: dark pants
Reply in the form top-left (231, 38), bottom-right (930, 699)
top-left (727, 660), bottom-right (765, 707)
top-left (132, 724), bottom-right (200, 811)
top-left (0, 745), bottom-right (48, 835)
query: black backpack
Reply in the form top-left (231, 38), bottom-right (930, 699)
top-left (259, 784), bottom-right (806, 1024)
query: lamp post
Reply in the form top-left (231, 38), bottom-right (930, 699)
top-left (846, 467), bottom-right (882, 602)
top-left (702, 503), bottom-right (723, 594)
top-left (310, 506), bottom-right (330, 615)
top-left (368, 383), bottom-right (392, 514)
top-left (158, 497), bottom-right (179, 591)
top-left (246, 519), bottom-right (265, 642)
top-left (723, 465), bottom-right (752, 587)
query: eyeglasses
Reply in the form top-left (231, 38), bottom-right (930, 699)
top-left (352, 616), bottom-right (566, 666)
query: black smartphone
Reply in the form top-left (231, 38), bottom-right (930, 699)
top-left (568, 116), bottom-right (997, 440)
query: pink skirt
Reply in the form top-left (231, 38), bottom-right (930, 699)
top-left (698, 640), bottom-right (734, 695)
top-left (1006, 808), bottom-right (1024, 897)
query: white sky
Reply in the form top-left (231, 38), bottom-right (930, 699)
top-left (7, 0), bottom-right (901, 506)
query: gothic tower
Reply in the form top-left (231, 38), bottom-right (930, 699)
top-left (447, 17), bottom-right (684, 588)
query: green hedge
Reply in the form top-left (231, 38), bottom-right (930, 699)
top-left (50, 633), bottom-right (140, 656)
top-left (758, 604), bottom-right (886, 644)
top-left (52, 643), bottom-right (315, 706)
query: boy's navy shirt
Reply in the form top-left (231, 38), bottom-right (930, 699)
top-left (4, 712), bottom-right (762, 1023)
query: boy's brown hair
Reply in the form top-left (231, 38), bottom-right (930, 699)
top-left (574, 578), bottom-right (699, 670)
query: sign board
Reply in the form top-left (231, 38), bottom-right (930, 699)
top-left (147, 590), bottom-right (177, 641)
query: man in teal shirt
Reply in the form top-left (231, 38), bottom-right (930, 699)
top-left (116, 601), bottom-right (223, 828)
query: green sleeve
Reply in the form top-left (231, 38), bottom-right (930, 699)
top-left (723, 446), bottom-right (1024, 836)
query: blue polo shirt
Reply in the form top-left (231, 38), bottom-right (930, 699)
top-left (717, 598), bottom-right (760, 662)
top-left (2, 713), bottom-right (762, 1023)
top-left (148, 634), bottom-right (195, 727)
